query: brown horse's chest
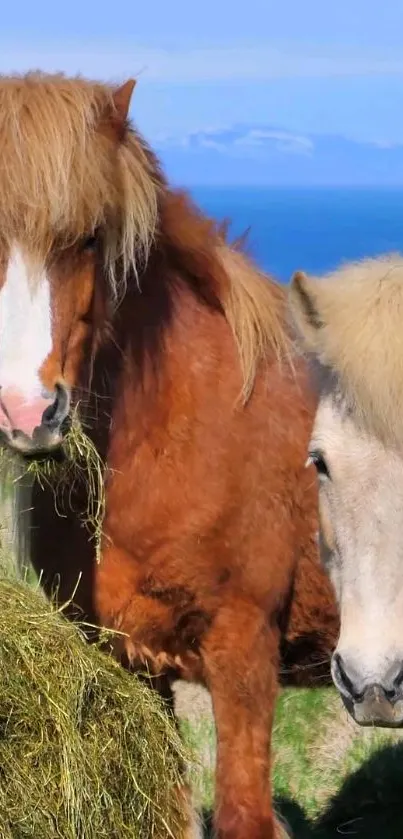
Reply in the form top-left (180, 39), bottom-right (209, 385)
top-left (108, 590), bottom-right (210, 683)
top-left (118, 637), bottom-right (206, 683)
top-left (94, 541), bottom-right (218, 683)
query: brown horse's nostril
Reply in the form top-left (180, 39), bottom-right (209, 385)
top-left (41, 384), bottom-right (70, 432)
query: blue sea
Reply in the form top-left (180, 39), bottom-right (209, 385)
top-left (190, 187), bottom-right (403, 282)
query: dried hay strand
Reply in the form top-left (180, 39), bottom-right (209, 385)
top-left (0, 569), bottom-right (192, 838)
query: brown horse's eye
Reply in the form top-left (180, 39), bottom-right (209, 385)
top-left (80, 235), bottom-right (97, 253)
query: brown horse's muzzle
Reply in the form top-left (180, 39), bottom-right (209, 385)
top-left (0, 382), bottom-right (71, 456)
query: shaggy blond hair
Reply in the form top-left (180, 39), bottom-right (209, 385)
top-left (0, 70), bottom-right (291, 397)
top-left (0, 71), bottom-right (159, 292)
top-left (218, 244), bottom-right (292, 400)
top-left (289, 253), bottom-right (403, 446)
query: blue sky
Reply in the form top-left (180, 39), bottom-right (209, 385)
top-left (1, 1), bottom-right (403, 183)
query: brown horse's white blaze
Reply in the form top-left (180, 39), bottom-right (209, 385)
top-left (0, 239), bottom-right (98, 453)
top-left (0, 246), bottom-right (56, 443)
top-left (289, 256), bottom-right (403, 729)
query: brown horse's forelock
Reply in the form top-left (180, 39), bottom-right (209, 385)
top-left (0, 71), bottom-right (160, 297)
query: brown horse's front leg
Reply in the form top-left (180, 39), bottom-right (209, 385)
top-left (202, 599), bottom-right (290, 839)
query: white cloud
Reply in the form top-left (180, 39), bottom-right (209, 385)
top-left (156, 126), bottom-right (315, 157)
top-left (1, 42), bottom-right (403, 83)
top-left (233, 129), bottom-right (314, 155)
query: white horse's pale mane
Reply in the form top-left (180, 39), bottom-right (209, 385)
top-left (289, 252), bottom-right (403, 447)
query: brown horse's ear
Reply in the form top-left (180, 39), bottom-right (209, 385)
top-left (289, 270), bottom-right (324, 353)
top-left (113, 79), bottom-right (136, 122)
top-left (104, 80), bottom-right (136, 140)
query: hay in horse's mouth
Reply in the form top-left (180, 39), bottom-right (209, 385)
top-left (0, 409), bottom-right (106, 563)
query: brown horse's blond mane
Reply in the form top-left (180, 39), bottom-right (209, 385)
top-left (0, 70), bottom-right (291, 398)
top-left (290, 253), bottom-right (403, 446)
top-left (217, 244), bottom-right (291, 400)
top-left (0, 71), bottom-right (159, 290)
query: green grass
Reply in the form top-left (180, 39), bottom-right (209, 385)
top-left (272, 687), bottom-right (336, 815)
top-left (180, 717), bottom-right (216, 812)
top-left (180, 687), bottom-right (403, 838)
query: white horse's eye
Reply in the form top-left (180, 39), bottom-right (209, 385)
top-left (307, 451), bottom-right (330, 479)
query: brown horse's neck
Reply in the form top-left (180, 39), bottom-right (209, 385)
top-left (79, 189), bottom-right (235, 455)
top-left (156, 189), bottom-right (229, 307)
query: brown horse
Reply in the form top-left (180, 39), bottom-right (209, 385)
top-left (0, 72), bottom-right (338, 839)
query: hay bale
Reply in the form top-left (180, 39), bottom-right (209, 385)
top-left (0, 574), bottom-right (191, 838)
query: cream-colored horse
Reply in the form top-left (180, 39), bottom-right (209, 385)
top-left (289, 253), bottom-right (403, 728)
